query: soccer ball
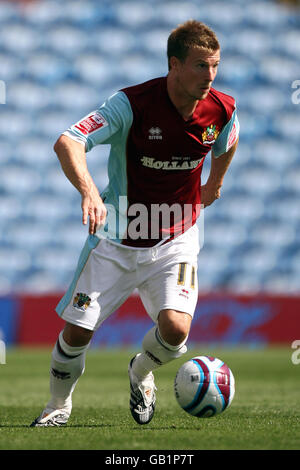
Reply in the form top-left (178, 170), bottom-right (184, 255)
top-left (174, 355), bottom-right (235, 418)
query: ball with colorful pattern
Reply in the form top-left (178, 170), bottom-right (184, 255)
top-left (174, 355), bottom-right (235, 418)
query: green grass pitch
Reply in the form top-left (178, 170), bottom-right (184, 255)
top-left (0, 346), bottom-right (299, 450)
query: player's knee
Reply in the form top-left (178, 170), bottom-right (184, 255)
top-left (62, 322), bottom-right (94, 347)
top-left (158, 310), bottom-right (191, 347)
top-left (162, 324), bottom-right (188, 346)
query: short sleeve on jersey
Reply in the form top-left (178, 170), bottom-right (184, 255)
top-left (62, 91), bottom-right (133, 152)
top-left (212, 108), bottom-right (240, 157)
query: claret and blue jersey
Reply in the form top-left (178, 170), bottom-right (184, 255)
top-left (63, 76), bottom-right (239, 247)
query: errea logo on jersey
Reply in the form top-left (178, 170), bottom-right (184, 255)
top-left (148, 127), bottom-right (162, 140)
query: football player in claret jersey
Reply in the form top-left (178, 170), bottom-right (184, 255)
top-left (31, 20), bottom-right (239, 427)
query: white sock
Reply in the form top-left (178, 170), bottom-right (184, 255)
top-left (46, 331), bottom-right (90, 414)
top-left (132, 326), bottom-right (187, 379)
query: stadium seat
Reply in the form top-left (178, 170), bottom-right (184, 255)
top-left (275, 29), bottom-right (300, 58)
top-left (217, 55), bottom-right (257, 86)
top-left (34, 247), bottom-right (79, 273)
top-left (0, 165), bottom-right (42, 194)
top-left (245, 1), bottom-right (292, 29)
top-left (0, 110), bottom-right (33, 140)
top-left (234, 165), bottom-right (282, 197)
top-left (282, 166), bottom-right (300, 193)
top-left (223, 271), bottom-right (266, 294)
top-left (253, 139), bottom-right (298, 170)
top-left (153, 2), bottom-right (202, 28)
top-left (25, 53), bottom-right (70, 85)
top-left (8, 80), bottom-right (52, 111)
top-left (272, 112), bottom-right (300, 141)
top-left (0, 247), bottom-right (32, 273)
top-left (21, 0), bottom-right (68, 26)
top-left (216, 193), bottom-right (265, 224)
top-left (15, 137), bottom-right (57, 169)
top-left (0, 2), bottom-right (19, 23)
top-left (16, 270), bottom-right (70, 293)
top-left (237, 246), bottom-right (278, 276)
top-left (0, 196), bottom-right (22, 221)
top-left (198, 246), bottom-right (232, 291)
top-left (73, 54), bottom-right (118, 85)
top-left (45, 25), bottom-right (89, 58)
top-left (0, 53), bottom-right (23, 81)
top-left (245, 86), bottom-right (287, 113)
top-left (203, 221), bottom-right (247, 249)
top-left (92, 27), bottom-right (136, 56)
top-left (140, 29), bottom-right (171, 57)
top-left (23, 194), bottom-right (73, 221)
top-left (118, 54), bottom-right (166, 83)
top-left (259, 55), bottom-right (300, 85)
top-left (52, 81), bottom-right (101, 112)
top-left (263, 271), bottom-right (300, 294)
top-left (249, 221), bottom-right (296, 249)
top-left (114, 1), bottom-right (156, 28)
top-left (231, 29), bottom-right (272, 57)
top-left (266, 193), bottom-right (300, 222)
top-left (55, 222), bottom-right (88, 250)
top-left (0, 22), bottom-right (41, 54)
top-left (33, 109), bottom-right (80, 138)
top-left (237, 111), bottom-right (271, 140)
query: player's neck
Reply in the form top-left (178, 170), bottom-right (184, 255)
top-left (167, 75), bottom-right (198, 121)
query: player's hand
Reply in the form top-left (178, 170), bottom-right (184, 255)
top-left (81, 189), bottom-right (107, 235)
top-left (201, 182), bottom-right (222, 208)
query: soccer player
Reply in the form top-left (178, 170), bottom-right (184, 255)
top-left (31, 20), bottom-right (239, 427)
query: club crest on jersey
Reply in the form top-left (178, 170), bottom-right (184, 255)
top-left (202, 124), bottom-right (219, 144)
top-left (73, 292), bottom-right (91, 312)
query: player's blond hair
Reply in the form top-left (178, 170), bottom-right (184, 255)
top-left (167, 20), bottom-right (220, 70)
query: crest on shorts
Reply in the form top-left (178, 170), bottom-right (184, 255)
top-left (202, 124), bottom-right (219, 144)
top-left (73, 292), bottom-right (91, 312)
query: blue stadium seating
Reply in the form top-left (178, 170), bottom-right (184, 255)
top-left (0, 0), bottom-right (299, 294)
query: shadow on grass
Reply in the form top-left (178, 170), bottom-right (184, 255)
top-left (0, 423), bottom-right (188, 430)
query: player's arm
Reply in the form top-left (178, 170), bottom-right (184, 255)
top-left (54, 92), bottom-right (133, 234)
top-left (54, 135), bottom-right (106, 235)
top-left (201, 138), bottom-right (238, 208)
top-left (201, 104), bottom-right (240, 208)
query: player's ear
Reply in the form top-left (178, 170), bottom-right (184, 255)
top-left (169, 56), bottom-right (181, 71)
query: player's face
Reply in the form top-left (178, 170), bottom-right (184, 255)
top-left (172, 47), bottom-right (220, 101)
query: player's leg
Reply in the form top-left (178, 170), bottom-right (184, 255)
top-left (128, 309), bottom-right (192, 425)
top-left (31, 236), bottom-right (137, 427)
top-left (158, 308), bottom-right (192, 346)
top-left (132, 308), bottom-right (192, 376)
top-left (30, 323), bottom-right (93, 427)
top-left (129, 258), bottom-right (197, 425)
top-left (129, 222), bottom-right (200, 425)
top-left (135, 254), bottom-right (198, 376)
top-left (48, 323), bottom-right (93, 412)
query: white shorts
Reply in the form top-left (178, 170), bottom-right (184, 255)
top-left (56, 224), bottom-right (200, 331)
